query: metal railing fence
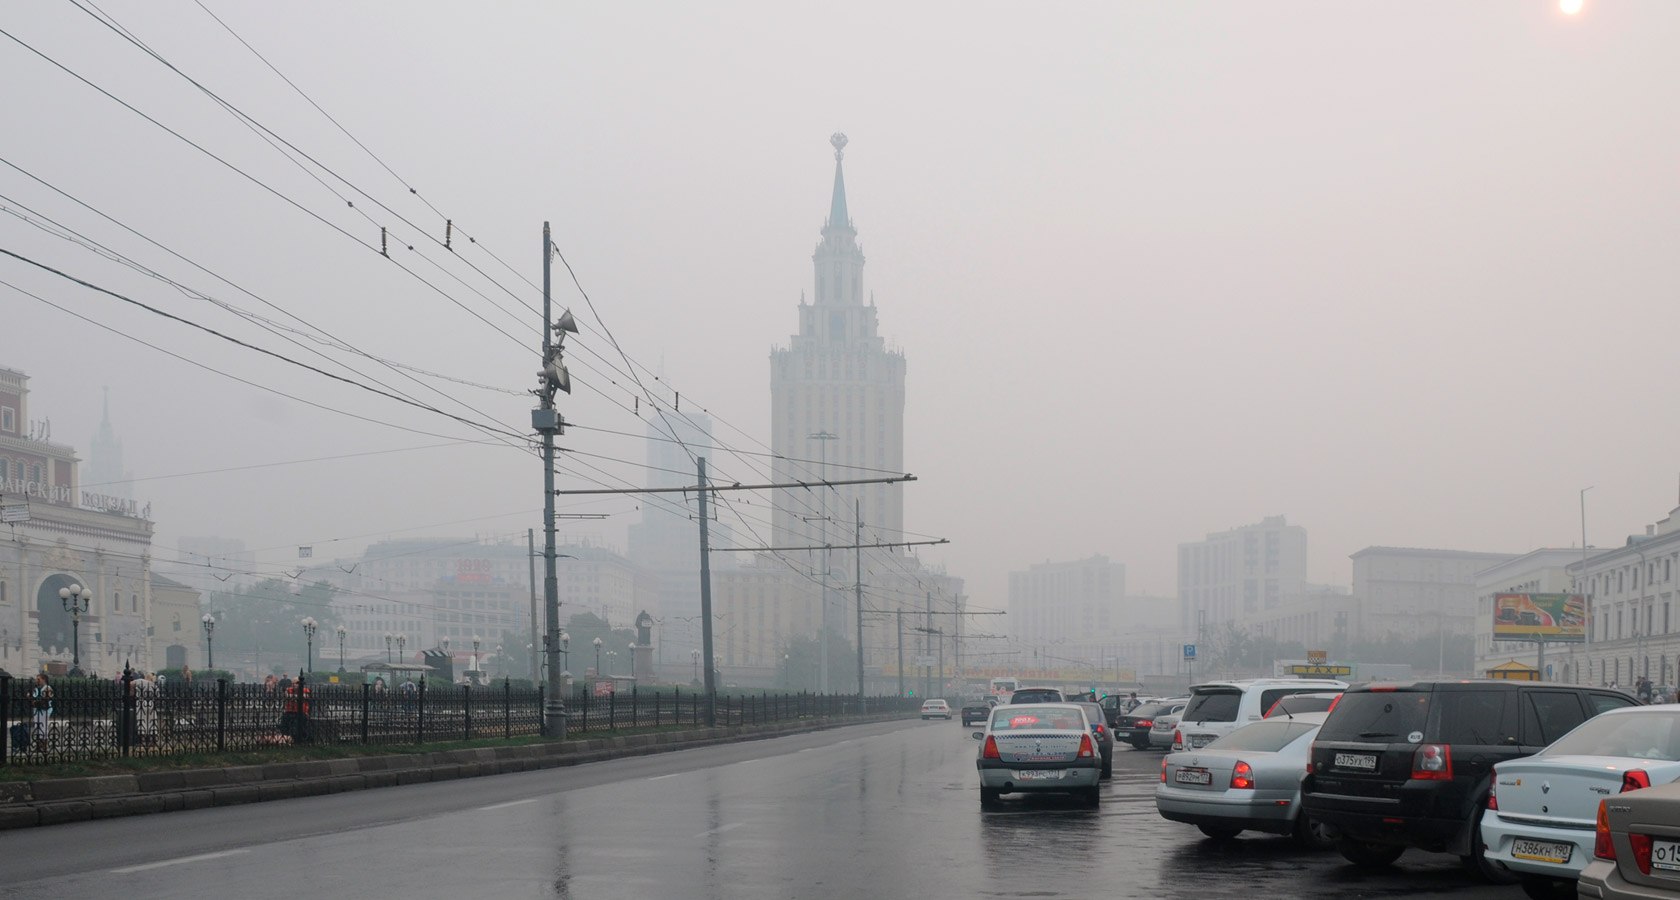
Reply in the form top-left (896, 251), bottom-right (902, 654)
top-left (1, 672), bottom-right (918, 766)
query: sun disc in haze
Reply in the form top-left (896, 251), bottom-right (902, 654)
top-left (1560, 0), bottom-right (1582, 14)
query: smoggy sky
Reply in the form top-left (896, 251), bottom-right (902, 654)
top-left (3, 1), bottom-right (1677, 609)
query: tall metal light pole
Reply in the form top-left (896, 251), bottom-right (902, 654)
top-left (201, 613), bottom-right (216, 671)
top-left (809, 431), bottom-right (837, 693)
top-left (336, 624), bottom-right (346, 673)
top-left (1578, 485), bottom-right (1594, 685)
top-left (534, 221), bottom-right (579, 739)
top-left (395, 633), bottom-right (407, 663)
top-left (301, 617), bottom-right (318, 674)
top-left (384, 632), bottom-right (394, 663)
top-left (472, 634), bottom-right (482, 681)
top-left (59, 584), bottom-right (88, 676)
top-left (692, 648), bottom-right (700, 685)
top-left (628, 641), bottom-right (636, 680)
top-left (593, 636), bottom-right (603, 677)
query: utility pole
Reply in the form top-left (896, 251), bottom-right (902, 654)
top-left (697, 457), bottom-right (717, 726)
top-left (811, 431), bottom-right (836, 694)
top-left (954, 592), bottom-right (962, 691)
top-left (896, 609), bottom-right (904, 698)
top-left (528, 528), bottom-right (539, 684)
top-left (937, 625), bottom-right (945, 700)
top-left (924, 591), bottom-right (932, 701)
top-left (535, 221), bottom-right (577, 739)
top-left (855, 499), bottom-right (865, 702)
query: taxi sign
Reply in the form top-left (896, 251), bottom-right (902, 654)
top-left (1307, 650), bottom-right (1328, 665)
top-left (1288, 664), bottom-right (1352, 677)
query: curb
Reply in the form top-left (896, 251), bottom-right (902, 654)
top-left (0, 713), bottom-right (915, 830)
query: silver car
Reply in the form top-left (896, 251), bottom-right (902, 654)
top-left (1148, 700), bottom-right (1190, 749)
top-left (974, 703), bottom-right (1102, 808)
top-left (1155, 711), bottom-right (1333, 846)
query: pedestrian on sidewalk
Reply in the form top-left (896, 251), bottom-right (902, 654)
top-left (30, 673), bottom-right (52, 752)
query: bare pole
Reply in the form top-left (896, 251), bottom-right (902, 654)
top-left (1579, 485), bottom-right (1593, 685)
top-left (698, 456), bottom-right (717, 726)
top-left (896, 609), bottom-right (904, 699)
top-left (528, 528), bottom-right (538, 684)
top-left (855, 498), bottom-right (865, 701)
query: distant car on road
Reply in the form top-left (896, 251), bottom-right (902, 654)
top-left (921, 699), bottom-right (952, 720)
top-left (973, 703), bottom-right (1102, 808)
top-left (1009, 687), bottom-right (1065, 704)
top-left (1115, 698), bottom-right (1179, 750)
top-left (961, 697), bottom-right (995, 726)
top-left (1156, 712), bottom-right (1334, 847)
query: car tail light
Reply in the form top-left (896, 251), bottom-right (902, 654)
top-left (1595, 800), bottom-right (1615, 860)
top-left (1623, 769), bottom-right (1652, 793)
top-left (1161, 757), bottom-right (1168, 782)
top-left (1173, 730), bottom-right (1183, 750)
top-left (983, 735), bottom-right (1000, 760)
top-left (1136, 720), bottom-right (1153, 728)
top-left (1488, 781), bottom-right (1498, 810)
top-left (1632, 833), bottom-right (1654, 874)
top-left (1078, 734), bottom-right (1094, 758)
top-left (1095, 724), bottom-right (1105, 735)
top-left (1412, 744), bottom-right (1452, 781)
top-left (1306, 741), bottom-right (1315, 774)
top-left (1230, 761), bottom-right (1254, 790)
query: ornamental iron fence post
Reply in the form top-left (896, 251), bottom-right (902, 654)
top-left (416, 677), bottom-right (426, 744)
top-left (119, 665), bottom-right (136, 758)
top-left (463, 685), bottom-right (472, 742)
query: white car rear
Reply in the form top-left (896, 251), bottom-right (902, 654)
top-left (1482, 706), bottom-right (1680, 894)
top-left (921, 699), bottom-right (952, 720)
top-left (1174, 679), bottom-right (1347, 750)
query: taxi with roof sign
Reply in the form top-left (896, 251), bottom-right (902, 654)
top-left (973, 702), bottom-right (1102, 808)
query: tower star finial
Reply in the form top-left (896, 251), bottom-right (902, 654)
top-left (830, 132), bottom-right (848, 161)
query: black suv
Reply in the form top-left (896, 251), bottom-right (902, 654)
top-left (1303, 680), bottom-right (1638, 880)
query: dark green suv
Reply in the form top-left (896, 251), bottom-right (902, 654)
top-left (1302, 680), bottom-right (1637, 880)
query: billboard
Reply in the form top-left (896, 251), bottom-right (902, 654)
top-left (1492, 593), bottom-right (1586, 643)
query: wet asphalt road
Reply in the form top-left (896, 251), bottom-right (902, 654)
top-left (0, 719), bottom-right (1532, 900)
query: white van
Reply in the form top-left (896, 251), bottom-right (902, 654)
top-left (1172, 678), bottom-right (1347, 750)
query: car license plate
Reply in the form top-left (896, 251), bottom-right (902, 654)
top-left (1334, 752), bottom-right (1377, 771)
top-left (1016, 754), bottom-right (1061, 762)
top-left (1189, 735), bottom-right (1213, 748)
top-left (1174, 768), bottom-right (1212, 785)
top-left (1512, 839), bottom-right (1573, 865)
top-left (1653, 840), bottom-right (1680, 872)
top-left (1016, 769), bottom-right (1065, 781)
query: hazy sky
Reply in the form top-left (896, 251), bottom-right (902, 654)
top-left (4, 1), bottom-right (1677, 607)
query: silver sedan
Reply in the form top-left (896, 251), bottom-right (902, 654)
top-left (1155, 711), bottom-right (1333, 846)
top-left (974, 703), bottom-right (1102, 808)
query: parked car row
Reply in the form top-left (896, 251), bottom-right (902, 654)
top-left (1132, 678), bottom-right (1680, 900)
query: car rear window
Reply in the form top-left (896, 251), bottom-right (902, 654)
top-left (1182, 690), bottom-right (1240, 723)
top-left (1317, 691), bottom-right (1430, 742)
top-left (1011, 690), bottom-right (1063, 704)
top-left (1434, 690), bottom-right (1519, 747)
top-left (991, 706), bottom-right (1083, 731)
top-left (1542, 712), bottom-right (1680, 761)
top-left (1131, 702), bottom-right (1172, 718)
top-left (1271, 696), bottom-right (1336, 716)
top-left (1208, 720), bottom-right (1319, 752)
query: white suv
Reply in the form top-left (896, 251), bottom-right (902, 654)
top-left (1173, 679), bottom-right (1347, 750)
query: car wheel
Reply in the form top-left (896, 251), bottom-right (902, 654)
top-left (1198, 824), bottom-right (1241, 840)
top-left (1519, 875), bottom-right (1579, 900)
top-left (1292, 814), bottom-right (1336, 850)
top-left (1337, 837), bottom-right (1405, 868)
top-left (1101, 755), bottom-right (1112, 779)
top-left (1083, 786), bottom-right (1101, 808)
top-left (1463, 807), bottom-right (1522, 884)
top-left (980, 787), bottom-right (1001, 809)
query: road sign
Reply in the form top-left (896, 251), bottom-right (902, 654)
top-left (1182, 644), bottom-right (1196, 660)
top-left (1287, 664), bottom-right (1352, 677)
top-left (0, 503), bottom-right (28, 524)
top-left (913, 655), bottom-right (936, 667)
top-left (1307, 650), bottom-right (1328, 665)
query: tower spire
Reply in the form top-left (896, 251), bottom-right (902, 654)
top-left (826, 133), bottom-right (852, 233)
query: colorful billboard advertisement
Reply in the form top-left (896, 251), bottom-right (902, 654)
top-left (1492, 593), bottom-right (1586, 643)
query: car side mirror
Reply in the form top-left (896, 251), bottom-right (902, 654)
top-left (972, 731), bottom-right (985, 740)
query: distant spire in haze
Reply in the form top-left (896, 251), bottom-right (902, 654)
top-left (826, 132), bottom-right (852, 234)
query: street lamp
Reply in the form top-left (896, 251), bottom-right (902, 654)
top-left (606, 649), bottom-right (618, 676)
top-left (692, 648), bottom-right (701, 685)
top-left (472, 634), bottom-right (482, 680)
top-left (201, 613), bottom-right (216, 670)
top-left (496, 644), bottom-right (504, 679)
top-left (560, 631), bottom-right (570, 676)
top-left (384, 631), bottom-right (394, 663)
top-left (628, 641), bottom-right (636, 679)
top-left (395, 633), bottom-right (407, 663)
top-left (593, 636), bottom-right (603, 676)
top-left (335, 624), bottom-right (346, 673)
top-left (301, 617), bottom-right (318, 673)
top-left (58, 584), bottom-right (88, 676)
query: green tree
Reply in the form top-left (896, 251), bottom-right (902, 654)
top-left (202, 579), bottom-right (341, 673)
top-left (563, 612), bottom-right (635, 676)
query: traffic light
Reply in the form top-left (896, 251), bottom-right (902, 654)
top-left (907, 689), bottom-right (915, 696)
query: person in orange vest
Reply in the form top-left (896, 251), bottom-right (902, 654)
top-left (280, 677), bottom-right (312, 740)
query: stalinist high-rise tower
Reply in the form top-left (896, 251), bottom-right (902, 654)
top-left (770, 134), bottom-right (907, 561)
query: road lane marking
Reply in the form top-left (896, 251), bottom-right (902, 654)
top-left (478, 798), bottom-right (539, 811)
top-left (112, 849), bottom-right (249, 874)
top-left (648, 773), bottom-right (680, 781)
top-left (691, 822), bottom-right (746, 839)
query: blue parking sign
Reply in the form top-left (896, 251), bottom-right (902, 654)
top-left (1183, 644), bottom-right (1196, 660)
